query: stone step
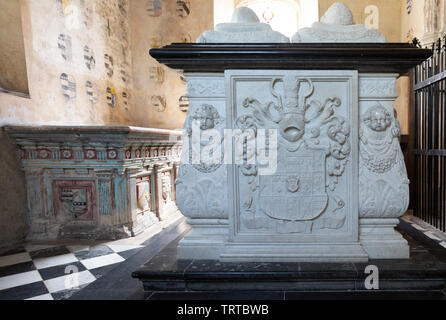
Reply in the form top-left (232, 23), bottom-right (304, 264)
top-left (132, 230), bottom-right (446, 295)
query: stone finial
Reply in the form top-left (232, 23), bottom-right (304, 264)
top-left (292, 2), bottom-right (386, 43)
top-left (196, 7), bottom-right (289, 43)
top-left (230, 7), bottom-right (260, 23)
top-left (320, 2), bottom-right (355, 25)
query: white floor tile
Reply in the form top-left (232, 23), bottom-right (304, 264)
top-left (44, 270), bottom-right (96, 293)
top-left (411, 223), bottom-right (426, 231)
top-left (0, 252), bottom-right (31, 268)
top-left (26, 293), bottom-right (54, 300)
top-left (33, 253), bottom-right (78, 269)
top-left (439, 242), bottom-right (446, 249)
top-left (106, 244), bottom-right (144, 253)
top-left (424, 231), bottom-right (442, 241)
top-left (0, 270), bottom-right (42, 291)
top-left (80, 253), bottom-right (125, 270)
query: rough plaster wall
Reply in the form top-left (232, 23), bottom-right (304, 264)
top-left (401, 0), bottom-right (425, 42)
top-left (129, 0), bottom-right (214, 130)
top-left (0, 0), bottom-right (135, 128)
top-left (0, 0), bottom-right (137, 249)
top-left (397, 1), bottom-right (426, 137)
top-left (0, 0), bottom-right (29, 94)
top-left (0, 131), bottom-right (28, 251)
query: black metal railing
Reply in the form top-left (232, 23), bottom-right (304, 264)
top-left (414, 37), bottom-right (446, 232)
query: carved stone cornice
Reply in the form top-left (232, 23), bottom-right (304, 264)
top-left (150, 43), bottom-right (432, 75)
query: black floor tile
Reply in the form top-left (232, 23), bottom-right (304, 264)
top-left (89, 263), bottom-right (120, 279)
top-left (29, 246), bottom-right (70, 259)
top-left (51, 283), bottom-right (90, 300)
top-left (38, 261), bottom-right (87, 281)
top-left (118, 248), bottom-right (143, 260)
top-left (0, 281), bottom-right (48, 300)
top-left (74, 245), bottom-right (114, 261)
top-left (0, 247), bottom-right (26, 257)
top-left (0, 261), bottom-right (36, 278)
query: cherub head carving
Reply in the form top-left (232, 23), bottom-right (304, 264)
top-left (363, 104), bottom-right (392, 132)
top-left (192, 104), bottom-right (220, 131)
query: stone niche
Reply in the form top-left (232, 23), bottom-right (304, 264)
top-left (5, 126), bottom-right (183, 241)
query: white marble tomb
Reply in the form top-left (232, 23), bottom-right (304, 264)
top-left (175, 5), bottom-right (410, 262)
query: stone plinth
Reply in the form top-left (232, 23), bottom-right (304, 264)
top-left (132, 230), bottom-right (446, 296)
top-left (5, 126), bottom-right (183, 241)
top-left (149, 43), bottom-right (430, 262)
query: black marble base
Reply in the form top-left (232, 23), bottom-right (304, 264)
top-left (132, 228), bottom-right (446, 298)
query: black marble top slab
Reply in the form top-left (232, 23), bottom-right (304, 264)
top-left (4, 125), bottom-right (182, 144)
top-left (149, 43), bottom-right (432, 75)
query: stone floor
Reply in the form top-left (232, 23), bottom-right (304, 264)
top-left (0, 214), bottom-right (185, 300)
top-left (1, 215), bottom-right (446, 300)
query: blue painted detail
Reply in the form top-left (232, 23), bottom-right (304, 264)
top-left (75, 169), bottom-right (89, 175)
top-left (113, 176), bottom-right (127, 219)
top-left (99, 180), bottom-right (112, 215)
top-left (6, 126), bottom-right (182, 240)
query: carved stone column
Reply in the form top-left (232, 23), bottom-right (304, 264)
top-left (176, 73), bottom-right (229, 259)
top-left (154, 164), bottom-right (177, 221)
top-left (358, 74), bottom-right (410, 259)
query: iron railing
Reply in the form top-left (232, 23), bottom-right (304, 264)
top-left (414, 38), bottom-right (446, 232)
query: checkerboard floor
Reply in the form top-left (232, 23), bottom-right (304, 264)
top-left (0, 242), bottom-right (145, 300)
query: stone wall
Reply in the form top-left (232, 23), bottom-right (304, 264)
top-left (128, 0), bottom-right (213, 130)
top-left (0, 0), bottom-right (135, 251)
top-left (0, 0), bottom-right (135, 128)
top-left (0, 0), bottom-right (214, 250)
top-left (0, 0), bottom-right (29, 94)
top-left (0, 131), bottom-right (28, 250)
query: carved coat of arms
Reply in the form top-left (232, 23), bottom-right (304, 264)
top-left (259, 149), bottom-right (328, 221)
top-left (233, 72), bottom-right (353, 233)
top-left (61, 188), bottom-right (88, 218)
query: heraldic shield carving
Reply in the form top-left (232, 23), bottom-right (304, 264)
top-left (259, 149), bottom-right (328, 221)
top-left (226, 70), bottom-right (358, 240)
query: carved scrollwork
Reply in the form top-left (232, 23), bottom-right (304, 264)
top-left (187, 79), bottom-right (225, 97)
top-left (237, 76), bottom-right (351, 232)
top-left (176, 177), bottom-right (226, 218)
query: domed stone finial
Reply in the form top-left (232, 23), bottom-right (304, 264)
top-left (196, 6), bottom-right (289, 43)
top-left (320, 2), bottom-right (355, 25)
top-left (231, 7), bottom-right (260, 23)
top-left (292, 1), bottom-right (385, 43)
